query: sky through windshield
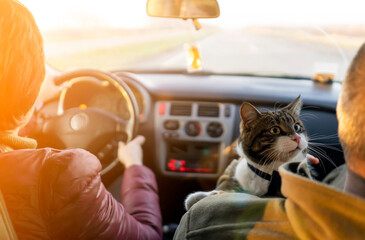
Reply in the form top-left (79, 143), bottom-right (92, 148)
top-left (22, 0), bottom-right (365, 30)
top-left (19, 0), bottom-right (365, 81)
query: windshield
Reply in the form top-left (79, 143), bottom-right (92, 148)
top-left (22, 0), bottom-right (365, 81)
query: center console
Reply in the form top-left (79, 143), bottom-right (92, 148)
top-left (154, 101), bottom-right (236, 178)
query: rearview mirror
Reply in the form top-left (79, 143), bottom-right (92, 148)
top-left (146, 0), bottom-right (220, 19)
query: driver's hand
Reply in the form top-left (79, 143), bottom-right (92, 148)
top-left (118, 135), bottom-right (145, 168)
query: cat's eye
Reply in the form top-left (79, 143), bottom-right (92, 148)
top-left (294, 123), bottom-right (301, 132)
top-left (269, 126), bottom-right (281, 135)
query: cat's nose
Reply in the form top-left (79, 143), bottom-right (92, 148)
top-left (292, 135), bottom-right (301, 144)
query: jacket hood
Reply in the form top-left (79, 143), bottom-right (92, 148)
top-left (280, 162), bottom-right (365, 240)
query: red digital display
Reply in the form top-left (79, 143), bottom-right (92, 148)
top-left (165, 141), bottom-right (219, 174)
top-left (167, 159), bottom-right (213, 173)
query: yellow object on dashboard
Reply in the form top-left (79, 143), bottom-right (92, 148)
top-left (186, 44), bottom-right (202, 71)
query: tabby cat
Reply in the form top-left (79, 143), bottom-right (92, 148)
top-left (185, 96), bottom-right (310, 210)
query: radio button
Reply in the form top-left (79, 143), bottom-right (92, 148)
top-left (185, 121), bottom-right (201, 137)
top-left (164, 120), bottom-right (180, 130)
top-left (207, 122), bottom-right (224, 138)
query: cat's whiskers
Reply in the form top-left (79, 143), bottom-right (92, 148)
top-left (255, 145), bottom-right (277, 166)
top-left (273, 102), bottom-right (281, 112)
top-left (307, 136), bottom-right (342, 171)
top-left (307, 146), bottom-right (337, 174)
top-left (309, 150), bottom-right (327, 173)
top-left (308, 151), bottom-right (328, 174)
top-left (302, 105), bottom-right (320, 110)
top-left (309, 142), bottom-right (342, 151)
top-left (259, 150), bottom-right (273, 162)
top-left (262, 152), bottom-right (276, 173)
top-left (260, 157), bottom-right (275, 177)
top-left (256, 151), bottom-right (282, 175)
top-left (269, 157), bottom-right (277, 176)
top-left (308, 139), bottom-right (341, 165)
top-left (260, 151), bottom-right (275, 165)
top-left (260, 107), bottom-right (271, 112)
top-left (267, 151), bottom-right (279, 162)
top-left (300, 113), bottom-right (319, 121)
top-left (308, 134), bottom-right (340, 142)
top-left (308, 133), bottom-right (338, 141)
top-left (309, 145), bottom-right (338, 167)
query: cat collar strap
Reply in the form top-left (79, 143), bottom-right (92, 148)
top-left (247, 162), bottom-right (271, 181)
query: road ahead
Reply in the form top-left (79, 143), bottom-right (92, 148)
top-left (124, 30), bottom-right (357, 81)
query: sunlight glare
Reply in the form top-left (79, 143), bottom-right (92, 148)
top-left (20, 0), bottom-right (365, 31)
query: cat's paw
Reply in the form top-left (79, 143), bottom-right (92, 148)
top-left (184, 190), bottom-right (223, 211)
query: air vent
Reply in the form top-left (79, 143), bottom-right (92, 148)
top-left (170, 103), bottom-right (192, 116)
top-left (198, 105), bottom-right (219, 117)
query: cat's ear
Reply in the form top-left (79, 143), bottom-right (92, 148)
top-left (240, 102), bottom-right (261, 125)
top-left (284, 95), bottom-right (302, 116)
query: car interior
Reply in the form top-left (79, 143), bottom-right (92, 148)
top-left (11, 0), bottom-right (365, 238)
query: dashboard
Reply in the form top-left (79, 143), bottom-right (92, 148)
top-left (34, 70), bottom-right (345, 227)
top-left (37, 72), bottom-right (344, 177)
top-left (132, 73), bottom-right (344, 177)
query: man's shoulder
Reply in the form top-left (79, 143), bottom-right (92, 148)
top-left (187, 193), bottom-right (276, 224)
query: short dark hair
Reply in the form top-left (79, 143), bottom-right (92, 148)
top-left (0, 0), bottom-right (45, 131)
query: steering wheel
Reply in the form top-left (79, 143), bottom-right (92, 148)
top-left (42, 69), bottom-right (139, 175)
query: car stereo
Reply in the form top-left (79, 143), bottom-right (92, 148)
top-left (154, 101), bottom-right (237, 178)
top-left (165, 141), bottom-right (219, 173)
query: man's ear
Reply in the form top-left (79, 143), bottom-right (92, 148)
top-left (284, 95), bottom-right (302, 116)
top-left (240, 102), bottom-right (261, 126)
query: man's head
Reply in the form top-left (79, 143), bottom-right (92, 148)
top-left (0, 0), bottom-right (45, 132)
top-left (337, 43), bottom-right (365, 177)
